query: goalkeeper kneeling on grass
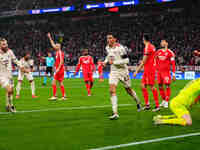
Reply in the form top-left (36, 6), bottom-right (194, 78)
top-left (154, 78), bottom-right (200, 126)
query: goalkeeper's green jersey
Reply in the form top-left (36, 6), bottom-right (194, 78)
top-left (176, 78), bottom-right (200, 107)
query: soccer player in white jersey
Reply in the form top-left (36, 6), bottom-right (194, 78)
top-left (0, 38), bottom-right (27, 112)
top-left (16, 52), bottom-right (38, 99)
top-left (103, 34), bottom-right (141, 120)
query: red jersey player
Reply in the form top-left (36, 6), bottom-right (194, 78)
top-left (134, 34), bottom-right (160, 111)
top-left (74, 49), bottom-right (95, 96)
top-left (97, 59), bottom-right (104, 82)
top-left (155, 39), bottom-right (176, 108)
top-left (47, 33), bottom-right (66, 100)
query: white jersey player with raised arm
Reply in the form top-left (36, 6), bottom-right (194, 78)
top-left (104, 43), bottom-right (131, 88)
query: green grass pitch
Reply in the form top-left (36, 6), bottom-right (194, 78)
top-left (0, 78), bottom-right (200, 150)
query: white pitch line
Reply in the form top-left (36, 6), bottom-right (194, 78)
top-left (20, 85), bottom-right (108, 90)
top-left (89, 132), bottom-right (200, 150)
top-left (0, 104), bottom-right (133, 115)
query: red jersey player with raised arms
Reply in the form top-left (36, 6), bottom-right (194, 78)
top-left (74, 49), bottom-right (95, 96)
top-left (134, 34), bottom-right (160, 111)
top-left (47, 33), bottom-right (66, 100)
top-left (155, 38), bottom-right (176, 108)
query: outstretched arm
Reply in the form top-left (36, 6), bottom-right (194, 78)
top-left (47, 33), bottom-right (57, 50)
top-left (133, 55), bottom-right (148, 77)
top-left (10, 50), bottom-right (29, 73)
top-left (74, 58), bottom-right (81, 75)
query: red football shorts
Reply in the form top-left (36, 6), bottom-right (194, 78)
top-left (54, 69), bottom-right (65, 82)
top-left (157, 71), bottom-right (171, 85)
top-left (83, 72), bottom-right (93, 82)
top-left (142, 70), bottom-right (156, 85)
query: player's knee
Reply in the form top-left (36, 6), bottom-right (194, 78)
top-left (52, 80), bottom-right (56, 86)
top-left (7, 87), bottom-right (13, 95)
top-left (141, 83), bottom-right (145, 89)
top-left (110, 90), bottom-right (115, 96)
top-left (109, 87), bottom-right (116, 95)
top-left (150, 86), bottom-right (155, 91)
top-left (166, 84), bottom-right (170, 88)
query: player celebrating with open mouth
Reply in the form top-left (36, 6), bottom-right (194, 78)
top-left (104, 33), bottom-right (141, 120)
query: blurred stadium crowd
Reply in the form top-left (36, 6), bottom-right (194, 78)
top-left (0, 11), bottom-right (200, 66)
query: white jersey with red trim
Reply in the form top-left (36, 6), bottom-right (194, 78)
top-left (0, 49), bottom-right (20, 78)
top-left (18, 58), bottom-right (34, 73)
top-left (104, 43), bottom-right (129, 72)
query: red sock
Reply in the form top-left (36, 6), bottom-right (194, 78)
top-left (142, 88), bottom-right (149, 105)
top-left (152, 88), bottom-right (159, 107)
top-left (52, 85), bottom-right (57, 97)
top-left (159, 87), bottom-right (166, 100)
top-left (166, 87), bottom-right (171, 102)
top-left (85, 83), bottom-right (91, 94)
top-left (90, 81), bottom-right (93, 89)
top-left (60, 85), bottom-right (66, 97)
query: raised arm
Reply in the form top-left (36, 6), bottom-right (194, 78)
top-left (134, 55), bottom-right (148, 74)
top-left (47, 33), bottom-right (57, 50)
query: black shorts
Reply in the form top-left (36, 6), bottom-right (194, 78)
top-left (46, 67), bottom-right (53, 74)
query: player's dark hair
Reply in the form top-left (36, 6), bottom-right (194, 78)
top-left (22, 51), bottom-right (30, 57)
top-left (107, 32), bottom-right (117, 39)
top-left (82, 48), bottom-right (88, 52)
top-left (143, 34), bottom-right (150, 42)
top-left (161, 35), bottom-right (168, 42)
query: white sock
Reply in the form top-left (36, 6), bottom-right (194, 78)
top-left (16, 82), bottom-right (22, 95)
top-left (31, 81), bottom-right (35, 95)
top-left (111, 95), bottom-right (118, 114)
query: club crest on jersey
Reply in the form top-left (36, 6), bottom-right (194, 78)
top-left (158, 56), bottom-right (166, 60)
top-left (83, 60), bottom-right (89, 64)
